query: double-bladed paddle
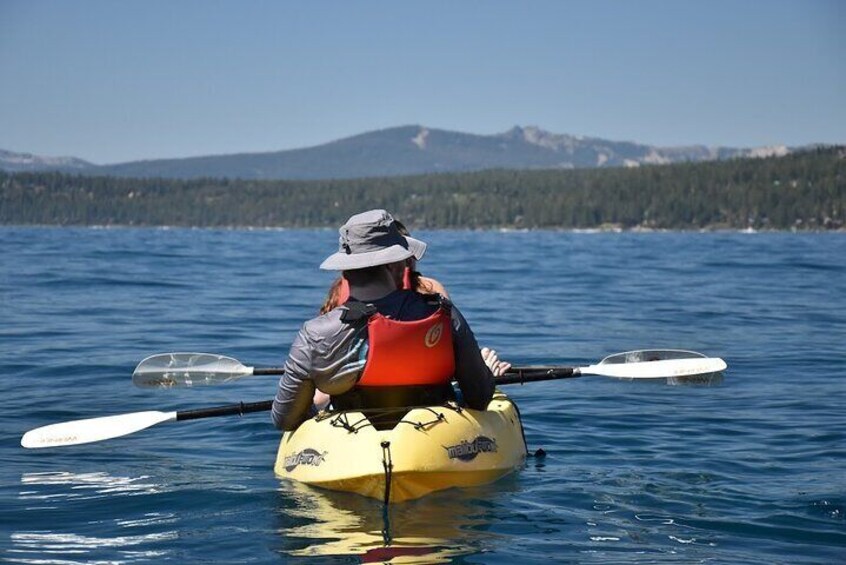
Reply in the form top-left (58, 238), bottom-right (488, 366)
top-left (131, 350), bottom-right (727, 388)
top-left (22, 349), bottom-right (726, 449)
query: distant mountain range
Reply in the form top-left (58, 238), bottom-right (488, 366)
top-left (0, 125), bottom-right (795, 180)
top-left (0, 149), bottom-right (94, 173)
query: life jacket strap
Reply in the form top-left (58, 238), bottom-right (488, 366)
top-left (340, 300), bottom-right (377, 322)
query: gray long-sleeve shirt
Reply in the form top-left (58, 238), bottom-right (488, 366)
top-left (271, 290), bottom-right (495, 430)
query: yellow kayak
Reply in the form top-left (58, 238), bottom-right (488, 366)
top-left (274, 390), bottom-right (526, 503)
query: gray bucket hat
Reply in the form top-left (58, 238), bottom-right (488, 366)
top-left (320, 209), bottom-right (427, 271)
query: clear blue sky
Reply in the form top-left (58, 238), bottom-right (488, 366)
top-left (1, 0), bottom-right (843, 164)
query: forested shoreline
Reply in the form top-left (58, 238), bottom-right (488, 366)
top-left (1, 146), bottom-right (843, 230)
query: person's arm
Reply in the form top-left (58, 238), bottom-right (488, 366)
top-left (271, 325), bottom-right (319, 431)
top-left (449, 306), bottom-right (495, 410)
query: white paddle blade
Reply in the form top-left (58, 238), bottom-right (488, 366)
top-left (132, 352), bottom-right (254, 388)
top-left (21, 411), bottom-right (177, 449)
top-left (583, 357), bottom-right (727, 379)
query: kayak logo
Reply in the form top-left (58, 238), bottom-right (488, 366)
top-left (444, 436), bottom-right (498, 461)
top-left (424, 323), bottom-right (443, 348)
top-left (283, 448), bottom-right (327, 472)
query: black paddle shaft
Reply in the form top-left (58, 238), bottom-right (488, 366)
top-left (172, 367), bottom-right (579, 422)
top-left (253, 368), bottom-right (284, 376)
top-left (496, 367), bottom-right (578, 385)
top-left (176, 400), bottom-right (273, 421)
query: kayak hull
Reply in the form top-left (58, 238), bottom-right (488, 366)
top-left (274, 391), bottom-right (526, 503)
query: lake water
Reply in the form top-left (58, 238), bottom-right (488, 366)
top-left (1, 227), bottom-right (844, 564)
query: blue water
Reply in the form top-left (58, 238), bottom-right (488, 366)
top-left (1, 227), bottom-right (844, 564)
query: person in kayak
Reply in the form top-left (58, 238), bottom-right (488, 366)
top-left (315, 219), bottom-right (508, 409)
top-left (271, 209), bottom-right (502, 431)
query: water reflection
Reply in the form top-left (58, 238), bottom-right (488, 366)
top-left (667, 372), bottom-right (724, 386)
top-left (19, 471), bottom-right (167, 501)
top-left (275, 480), bottom-right (508, 563)
top-left (9, 472), bottom-right (177, 565)
top-left (9, 530), bottom-right (177, 556)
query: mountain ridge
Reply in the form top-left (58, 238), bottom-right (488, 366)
top-left (0, 125), bottom-right (795, 180)
top-left (0, 149), bottom-right (94, 173)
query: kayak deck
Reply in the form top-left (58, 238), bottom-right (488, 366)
top-left (274, 391), bottom-right (526, 503)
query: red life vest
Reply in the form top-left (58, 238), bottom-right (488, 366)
top-left (402, 267), bottom-right (413, 290)
top-left (355, 300), bottom-right (455, 387)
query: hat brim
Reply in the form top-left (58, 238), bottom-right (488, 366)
top-left (320, 244), bottom-right (416, 271)
top-left (405, 236), bottom-right (426, 261)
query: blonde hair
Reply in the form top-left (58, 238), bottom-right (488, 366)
top-left (319, 270), bottom-right (448, 314)
top-left (320, 277), bottom-right (346, 315)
